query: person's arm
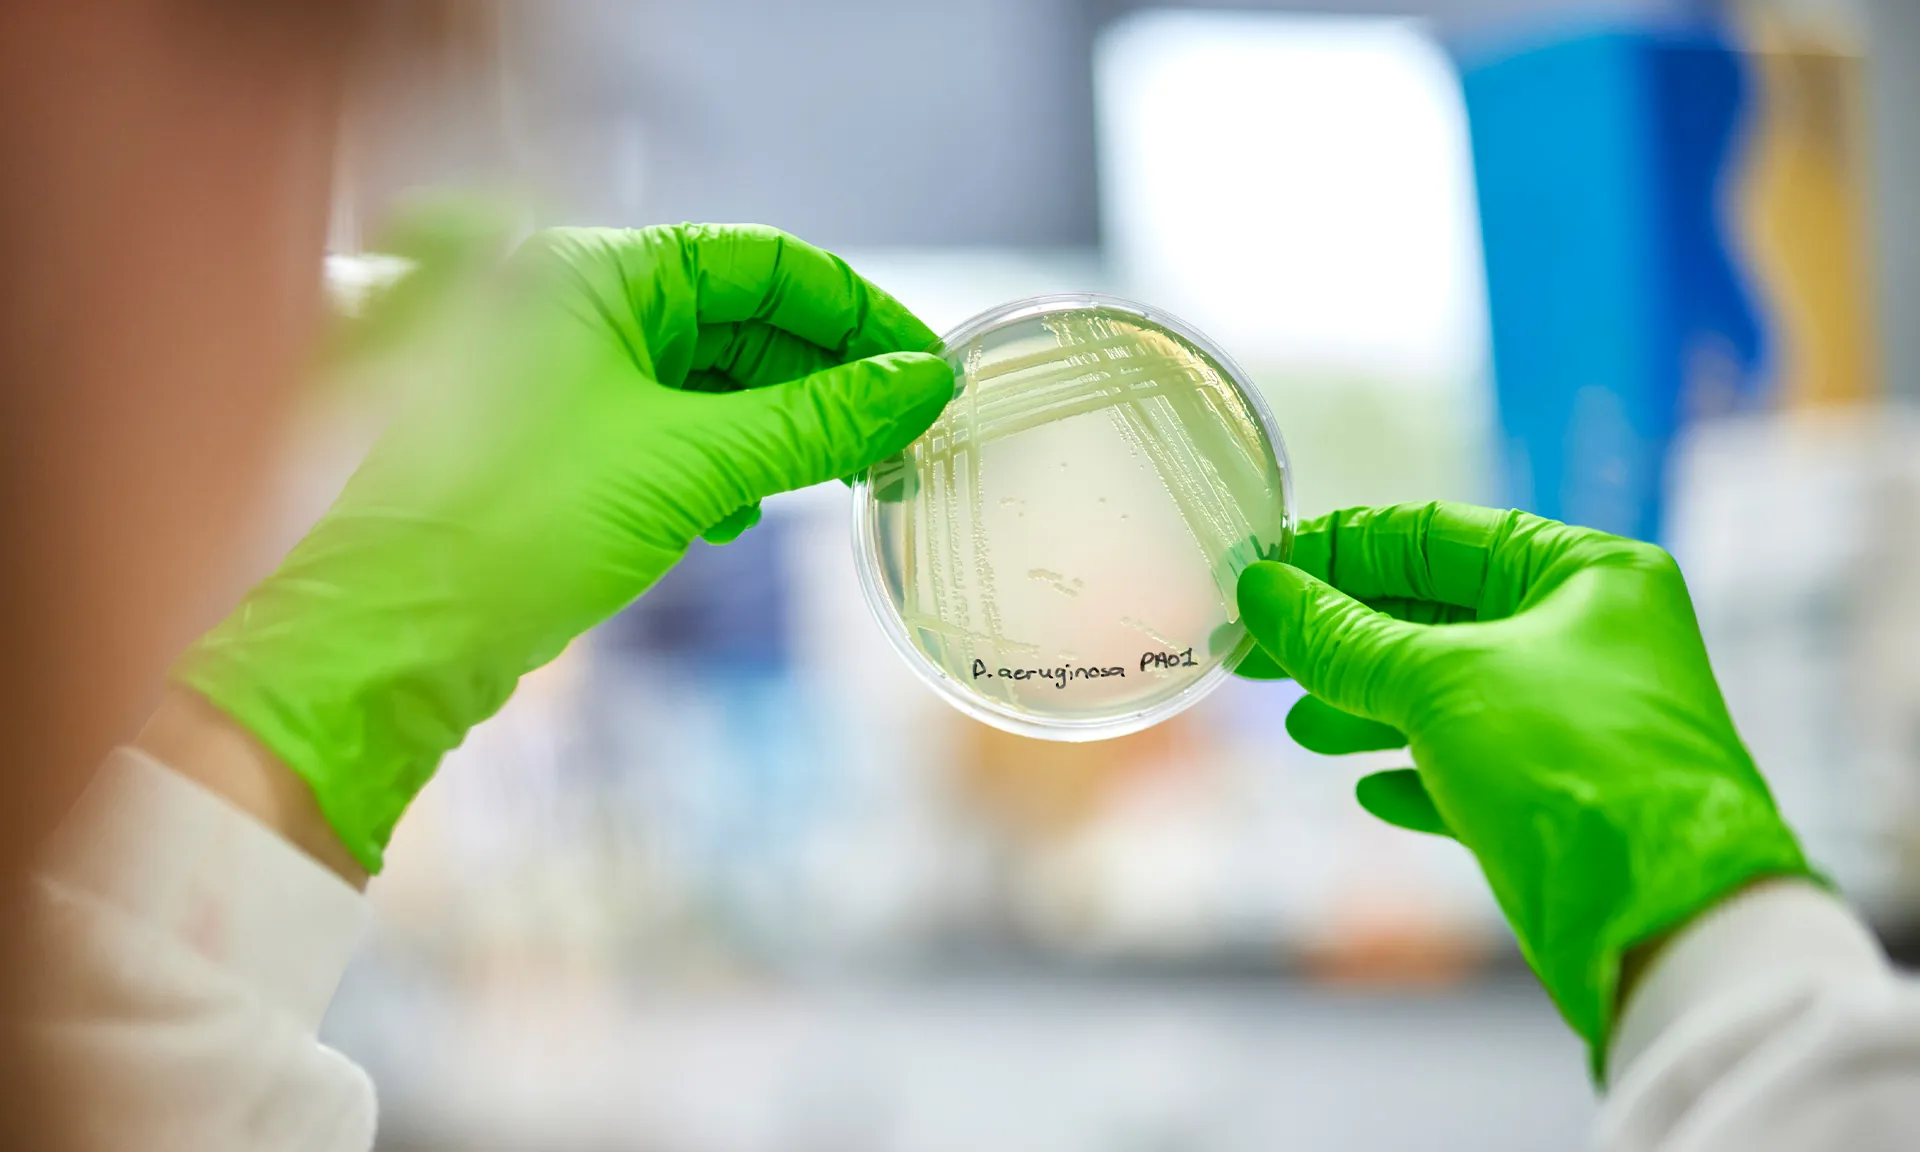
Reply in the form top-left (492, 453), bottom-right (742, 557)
top-left (1597, 879), bottom-right (1920, 1151)
top-left (1235, 501), bottom-right (1920, 1144)
top-left (1235, 501), bottom-right (1813, 1069)
top-left (171, 222), bottom-right (951, 877)
top-left (135, 688), bottom-right (368, 888)
top-left (29, 222), bottom-right (952, 1150)
top-left (32, 744), bottom-right (375, 1152)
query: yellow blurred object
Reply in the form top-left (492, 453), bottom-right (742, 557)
top-left (1733, 19), bottom-right (1879, 407)
top-left (954, 715), bottom-right (1184, 838)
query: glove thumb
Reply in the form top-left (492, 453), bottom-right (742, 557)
top-left (1237, 561), bottom-right (1427, 731)
top-left (732, 350), bottom-right (955, 499)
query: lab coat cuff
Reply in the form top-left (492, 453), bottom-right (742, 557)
top-left (1608, 877), bottom-right (1887, 1085)
top-left (37, 746), bottom-right (370, 1032)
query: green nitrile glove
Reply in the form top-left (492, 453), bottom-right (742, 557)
top-left (1234, 501), bottom-right (1814, 1075)
top-left (175, 223), bottom-right (954, 874)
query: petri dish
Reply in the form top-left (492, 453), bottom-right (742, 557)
top-left (851, 293), bottom-right (1294, 741)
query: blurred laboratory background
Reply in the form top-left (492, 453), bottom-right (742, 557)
top-left (291, 0), bottom-right (1920, 1148)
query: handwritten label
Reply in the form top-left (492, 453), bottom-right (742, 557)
top-left (972, 659), bottom-right (1125, 689)
top-left (1140, 648), bottom-right (1197, 671)
top-left (969, 648), bottom-right (1198, 690)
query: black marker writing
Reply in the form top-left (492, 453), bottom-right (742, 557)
top-left (966, 648), bottom-right (1200, 689)
top-left (1139, 648), bottom-right (1197, 671)
top-left (972, 658), bottom-right (1126, 689)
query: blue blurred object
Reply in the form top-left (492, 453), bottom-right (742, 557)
top-left (601, 516), bottom-right (793, 670)
top-left (1460, 25), bottom-right (1766, 542)
top-left (589, 510), bottom-right (845, 958)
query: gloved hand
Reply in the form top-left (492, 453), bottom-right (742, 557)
top-left (176, 224), bottom-right (954, 874)
top-left (1235, 501), bottom-right (1813, 1074)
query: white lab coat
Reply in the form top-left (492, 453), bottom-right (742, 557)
top-left (27, 749), bottom-right (1920, 1151)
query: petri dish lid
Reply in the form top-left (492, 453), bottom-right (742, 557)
top-left (852, 293), bottom-right (1294, 741)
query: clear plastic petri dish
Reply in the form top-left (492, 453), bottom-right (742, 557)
top-left (851, 293), bottom-right (1293, 741)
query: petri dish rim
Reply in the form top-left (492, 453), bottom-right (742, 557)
top-left (850, 291), bottom-right (1295, 742)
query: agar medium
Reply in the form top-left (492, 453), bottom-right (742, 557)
top-left (851, 293), bottom-right (1293, 741)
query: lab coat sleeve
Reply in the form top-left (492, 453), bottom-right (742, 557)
top-left (29, 747), bottom-right (377, 1152)
top-left (1594, 878), bottom-right (1920, 1152)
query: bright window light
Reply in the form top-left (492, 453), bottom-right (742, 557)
top-left (1097, 11), bottom-right (1487, 384)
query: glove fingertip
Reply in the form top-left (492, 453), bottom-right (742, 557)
top-left (1235, 560), bottom-right (1299, 643)
top-left (700, 501), bottom-right (763, 545)
top-left (870, 352), bottom-right (956, 453)
top-left (867, 298), bottom-right (941, 358)
top-left (1283, 694), bottom-right (1320, 746)
top-left (1287, 694), bottom-right (1409, 754)
top-left (1355, 769), bottom-right (1454, 839)
top-left (880, 348), bottom-right (957, 395)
